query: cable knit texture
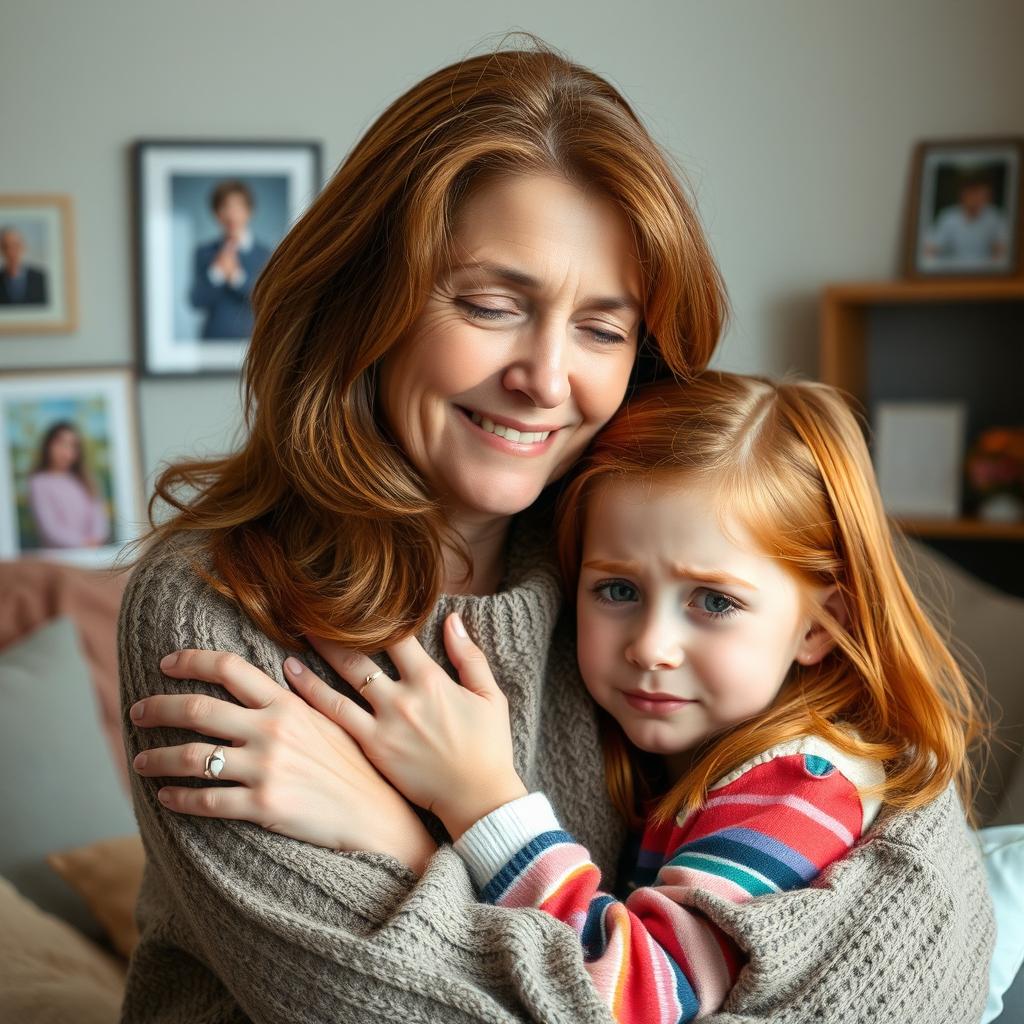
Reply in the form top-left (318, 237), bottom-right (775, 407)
top-left (117, 507), bottom-right (995, 1024)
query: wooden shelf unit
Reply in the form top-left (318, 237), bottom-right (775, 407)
top-left (820, 278), bottom-right (1024, 544)
top-left (894, 517), bottom-right (1024, 541)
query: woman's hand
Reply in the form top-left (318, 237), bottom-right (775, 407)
top-left (128, 651), bottom-right (437, 875)
top-left (291, 612), bottom-right (527, 841)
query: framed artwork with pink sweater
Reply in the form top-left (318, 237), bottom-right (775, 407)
top-left (0, 366), bottom-right (143, 566)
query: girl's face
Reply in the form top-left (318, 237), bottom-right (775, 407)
top-left (47, 428), bottom-right (80, 472)
top-left (576, 477), bottom-right (837, 773)
top-left (379, 173), bottom-right (643, 525)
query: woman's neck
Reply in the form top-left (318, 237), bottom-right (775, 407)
top-left (442, 512), bottom-right (513, 596)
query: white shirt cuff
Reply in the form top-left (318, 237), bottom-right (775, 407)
top-left (207, 264), bottom-right (246, 287)
top-left (452, 791), bottom-right (562, 890)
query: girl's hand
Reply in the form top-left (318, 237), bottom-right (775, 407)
top-left (128, 651), bottom-right (437, 875)
top-left (292, 612), bottom-right (527, 841)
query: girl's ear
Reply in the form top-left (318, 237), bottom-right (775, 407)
top-left (795, 584), bottom-right (847, 667)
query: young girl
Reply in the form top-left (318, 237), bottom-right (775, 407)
top-left (292, 371), bottom-right (986, 1022)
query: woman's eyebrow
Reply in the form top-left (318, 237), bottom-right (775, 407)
top-left (448, 260), bottom-right (641, 315)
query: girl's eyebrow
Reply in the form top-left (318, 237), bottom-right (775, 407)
top-left (673, 565), bottom-right (759, 592)
top-left (582, 558), bottom-right (758, 592)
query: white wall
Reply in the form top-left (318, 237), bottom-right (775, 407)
top-left (3, 0), bottom-right (1022, 487)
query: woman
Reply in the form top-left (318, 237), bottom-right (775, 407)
top-left (117, 38), bottom-right (992, 1024)
top-left (28, 420), bottom-right (110, 549)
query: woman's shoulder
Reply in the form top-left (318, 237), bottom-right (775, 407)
top-left (117, 527), bottom-right (291, 698)
top-left (121, 527), bottom-right (217, 600)
top-left (118, 528), bottom-right (259, 651)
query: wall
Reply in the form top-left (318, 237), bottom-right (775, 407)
top-left (2, 0), bottom-right (1023, 487)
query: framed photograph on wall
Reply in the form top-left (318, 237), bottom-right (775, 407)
top-left (873, 400), bottom-right (967, 519)
top-left (903, 136), bottom-right (1024, 278)
top-left (0, 367), bottom-right (144, 566)
top-left (0, 194), bottom-right (78, 335)
top-left (132, 138), bottom-right (323, 377)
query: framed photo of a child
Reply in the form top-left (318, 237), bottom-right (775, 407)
top-left (903, 137), bottom-right (1023, 278)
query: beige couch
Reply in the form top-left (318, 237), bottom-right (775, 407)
top-left (0, 538), bottom-right (1021, 1021)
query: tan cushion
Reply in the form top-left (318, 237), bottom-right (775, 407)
top-left (0, 874), bottom-right (125, 1024)
top-left (46, 834), bottom-right (144, 960)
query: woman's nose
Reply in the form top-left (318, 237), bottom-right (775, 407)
top-left (625, 617), bottom-right (685, 672)
top-left (501, 321), bottom-right (571, 408)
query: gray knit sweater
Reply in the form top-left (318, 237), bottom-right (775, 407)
top-left (117, 511), bottom-right (995, 1024)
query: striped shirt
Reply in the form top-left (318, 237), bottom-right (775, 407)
top-left (453, 734), bottom-right (885, 1024)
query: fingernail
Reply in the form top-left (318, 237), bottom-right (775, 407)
top-left (451, 612), bottom-right (467, 638)
top-left (157, 789), bottom-right (170, 803)
top-left (130, 700), bottom-right (146, 721)
top-left (134, 752), bottom-right (148, 770)
top-left (160, 652), bottom-right (179, 670)
top-left (284, 656), bottom-right (303, 675)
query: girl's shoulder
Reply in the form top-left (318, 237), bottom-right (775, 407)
top-left (698, 729), bottom-right (887, 836)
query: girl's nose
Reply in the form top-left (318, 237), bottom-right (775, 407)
top-left (625, 620), bottom-right (685, 672)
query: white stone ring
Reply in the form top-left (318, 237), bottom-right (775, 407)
top-left (203, 745), bottom-right (227, 779)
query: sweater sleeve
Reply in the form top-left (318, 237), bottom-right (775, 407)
top-left (454, 753), bottom-right (872, 1024)
top-left (118, 541), bottom-right (618, 1024)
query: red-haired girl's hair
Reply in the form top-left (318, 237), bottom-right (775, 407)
top-left (555, 372), bottom-right (990, 829)
top-left (116, 33), bottom-right (728, 651)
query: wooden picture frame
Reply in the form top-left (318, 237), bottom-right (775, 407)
top-left (0, 366), bottom-right (144, 566)
top-left (903, 136), bottom-right (1024, 279)
top-left (132, 138), bottom-right (323, 378)
top-left (0, 194), bottom-right (78, 335)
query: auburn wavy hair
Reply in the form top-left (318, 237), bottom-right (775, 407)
top-left (555, 372), bottom-right (990, 829)
top-left (115, 33), bottom-right (728, 651)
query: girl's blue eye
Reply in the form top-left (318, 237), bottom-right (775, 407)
top-left (697, 590), bottom-right (738, 618)
top-left (459, 301), bottom-right (626, 344)
top-left (593, 579), bottom-right (638, 604)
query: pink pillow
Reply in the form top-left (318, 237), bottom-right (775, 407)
top-left (0, 560), bottom-right (131, 791)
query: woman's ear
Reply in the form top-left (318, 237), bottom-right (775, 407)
top-left (794, 584), bottom-right (847, 667)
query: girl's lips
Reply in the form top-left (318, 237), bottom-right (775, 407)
top-left (622, 692), bottom-right (696, 715)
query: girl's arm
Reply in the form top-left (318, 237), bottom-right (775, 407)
top-left (455, 751), bottom-right (874, 1024)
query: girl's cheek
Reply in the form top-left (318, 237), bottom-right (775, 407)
top-left (696, 635), bottom-right (764, 704)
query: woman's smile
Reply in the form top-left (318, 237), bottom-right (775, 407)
top-left (457, 405), bottom-right (562, 456)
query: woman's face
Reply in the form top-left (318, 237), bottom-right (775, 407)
top-left (47, 427), bottom-right (80, 471)
top-left (379, 173), bottom-right (643, 523)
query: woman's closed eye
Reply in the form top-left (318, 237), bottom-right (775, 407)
top-left (457, 300), bottom-right (627, 344)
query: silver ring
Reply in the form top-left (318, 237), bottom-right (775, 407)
top-left (203, 745), bottom-right (226, 778)
top-left (360, 670), bottom-right (383, 695)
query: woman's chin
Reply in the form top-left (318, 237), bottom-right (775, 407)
top-left (449, 477), bottom-right (549, 520)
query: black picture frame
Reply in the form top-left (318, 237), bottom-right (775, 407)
top-left (132, 138), bottom-right (323, 378)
